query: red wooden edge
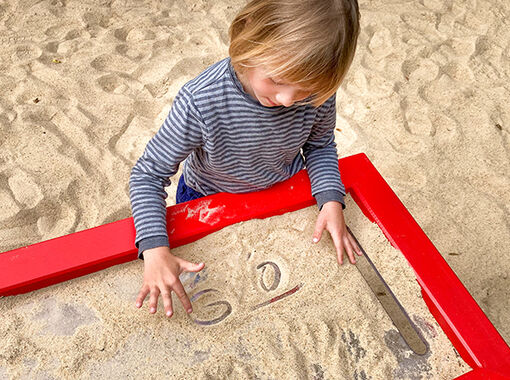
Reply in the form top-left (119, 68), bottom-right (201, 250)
top-left (1, 153), bottom-right (509, 379)
top-left (455, 369), bottom-right (510, 380)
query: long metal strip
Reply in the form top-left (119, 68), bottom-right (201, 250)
top-left (347, 226), bottom-right (428, 355)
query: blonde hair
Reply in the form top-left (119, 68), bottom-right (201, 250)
top-left (229, 0), bottom-right (360, 107)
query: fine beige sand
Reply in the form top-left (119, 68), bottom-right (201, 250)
top-left (0, 196), bottom-right (470, 378)
top-left (0, 0), bottom-right (509, 378)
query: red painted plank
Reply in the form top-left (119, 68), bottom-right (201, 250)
top-left (1, 153), bottom-right (509, 379)
top-left (0, 166), bottom-right (315, 297)
top-left (455, 369), bottom-right (510, 380)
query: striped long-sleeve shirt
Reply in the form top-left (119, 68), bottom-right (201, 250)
top-left (129, 57), bottom-right (345, 259)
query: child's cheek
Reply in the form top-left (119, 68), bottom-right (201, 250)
top-left (260, 81), bottom-right (276, 97)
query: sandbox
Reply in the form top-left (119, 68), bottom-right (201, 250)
top-left (1, 154), bottom-right (509, 379)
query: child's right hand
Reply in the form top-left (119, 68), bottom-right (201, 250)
top-left (135, 246), bottom-right (205, 318)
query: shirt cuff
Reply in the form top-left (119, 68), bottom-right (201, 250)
top-left (137, 235), bottom-right (169, 260)
top-left (314, 190), bottom-right (345, 210)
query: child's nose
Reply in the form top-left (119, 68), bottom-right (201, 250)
top-left (275, 91), bottom-right (296, 107)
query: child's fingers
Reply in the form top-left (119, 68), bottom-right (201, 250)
top-left (347, 233), bottom-right (363, 256)
top-left (172, 280), bottom-right (193, 314)
top-left (330, 233), bottom-right (344, 265)
top-left (149, 287), bottom-right (160, 314)
top-left (161, 289), bottom-right (174, 318)
top-left (345, 241), bottom-right (357, 264)
top-left (135, 285), bottom-right (149, 308)
top-left (336, 246), bottom-right (344, 266)
top-left (312, 217), bottom-right (326, 243)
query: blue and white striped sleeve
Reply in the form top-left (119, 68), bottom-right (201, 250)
top-left (302, 94), bottom-right (346, 210)
top-left (129, 87), bottom-right (205, 259)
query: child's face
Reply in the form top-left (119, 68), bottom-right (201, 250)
top-left (239, 66), bottom-right (312, 108)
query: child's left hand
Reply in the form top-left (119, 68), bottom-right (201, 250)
top-left (312, 201), bottom-right (362, 265)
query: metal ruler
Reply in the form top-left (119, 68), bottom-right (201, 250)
top-left (347, 227), bottom-right (428, 355)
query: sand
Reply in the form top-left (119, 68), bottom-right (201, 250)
top-left (0, 0), bottom-right (509, 378)
top-left (0, 196), bottom-right (470, 378)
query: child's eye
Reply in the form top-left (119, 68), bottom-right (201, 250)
top-left (270, 77), bottom-right (283, 85)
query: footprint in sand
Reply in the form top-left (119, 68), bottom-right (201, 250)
top-left (32, 297), bottom-right (99, 336)
top-left (367, 27), bottom-right (393, 60)
top-left (0, 188), bottom-right (20, 222)
top-left (8, 169), bottom-right (44, 209)
top-left (82, 10), bottom-right (111, 28)
top-left (114, 115), bottom-right (155, 162)
top-left (115, 43), bottom-right (151, 62)
top-left (96, 73), bottom-right (128, 94)
top-left (90, 53), bottom-right (136, 72)
top-left (401, 58), bottom-right (439, 82)
top-left (400, 96), bottom-right (434, 136)
top-left (12, 44), bottom-right (42, 64)
top-left (113, 26), bottom-right (157, 43)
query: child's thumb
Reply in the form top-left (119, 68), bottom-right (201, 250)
top-left (182, 261), bottom-right (205, 273)
top-left (312, 219), bottom-right (325, 244)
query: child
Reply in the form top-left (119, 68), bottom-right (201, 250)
top-left (130, 0), bottom-right (361, 317)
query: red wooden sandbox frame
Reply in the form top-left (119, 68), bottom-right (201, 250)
top-left (1, 153), bottom-right (509, 379)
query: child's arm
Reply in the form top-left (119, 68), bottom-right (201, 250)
top-left (302, 94), bottom-right (361, 265)
top-left (129, 87), bottom-right (205, 315)
top-left (129, 87), bottom-right (205, 259)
